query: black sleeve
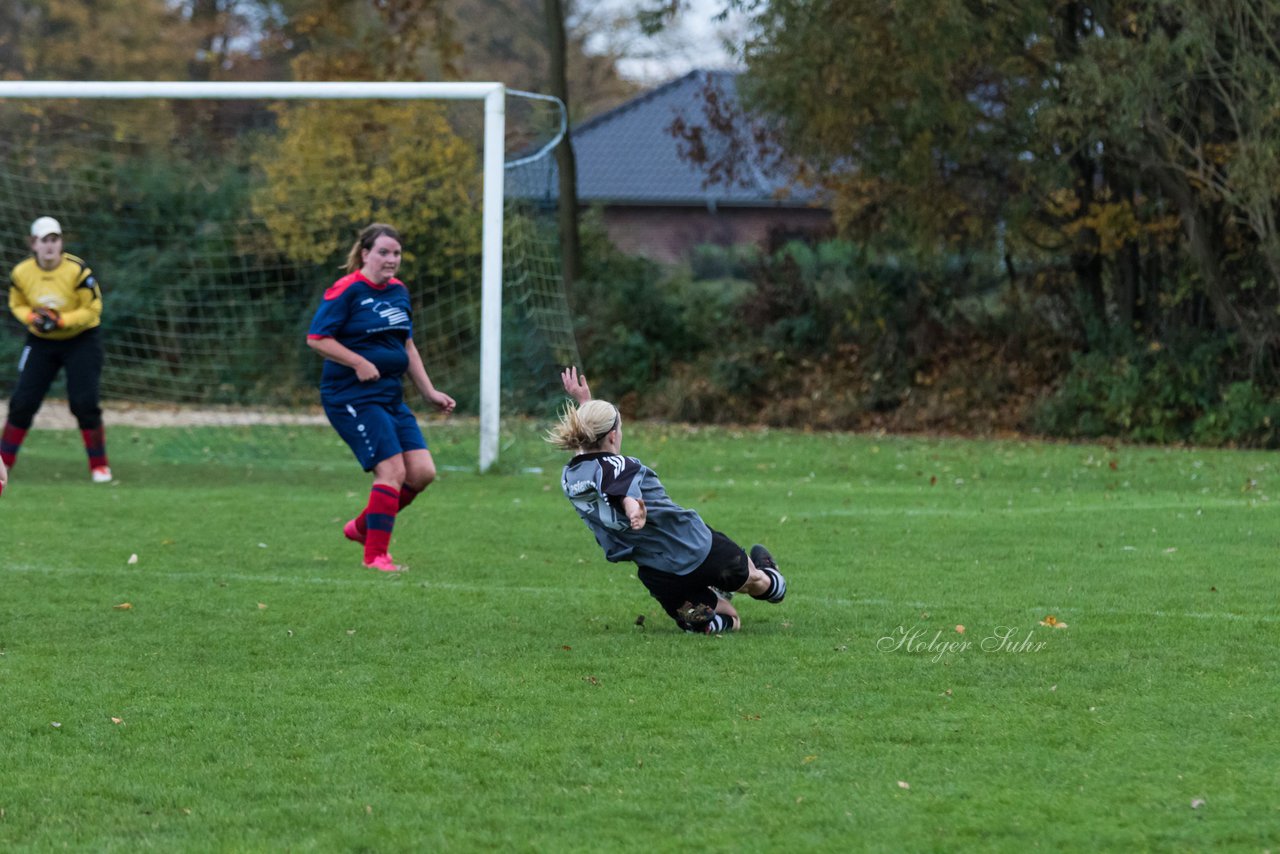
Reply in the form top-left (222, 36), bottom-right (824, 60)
top-left (598, 455), bottom-right (644, 501)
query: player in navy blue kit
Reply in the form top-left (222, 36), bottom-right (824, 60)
top-left (546, 367), bottom-right (787, 633)
top-left (307, 223), bottom-right (455, 572)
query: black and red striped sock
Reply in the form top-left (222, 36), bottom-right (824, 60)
top-left (398, 483), bottom-right (421, 511)
top-left (1, 422), bottom-right (28, 468)
top-left (363, 484), bottom-right (400, 562)
top-left (81, 426), bottom-right (108, 470)
top-left (353, 483), bottom-right (421, 538)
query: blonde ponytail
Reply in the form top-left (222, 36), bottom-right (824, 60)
top-left (546, 399), bottom-right (620, 452)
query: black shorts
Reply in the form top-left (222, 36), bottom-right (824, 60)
top-left (636, 529), bottom-right (749, 630)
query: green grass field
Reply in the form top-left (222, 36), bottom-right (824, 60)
top-left (2, 422), bottom-right (1277, 852)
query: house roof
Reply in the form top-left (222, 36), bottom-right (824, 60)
top-left (506, 69), bottom-right (821, 208)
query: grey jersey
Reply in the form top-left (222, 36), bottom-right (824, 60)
top-left (561, 452), bottom-right (712, 575)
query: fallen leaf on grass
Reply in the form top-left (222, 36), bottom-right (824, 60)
top-left (802, 755), bottom-right (817, 764)
top-left (113, 602), bottom-right (132, 610)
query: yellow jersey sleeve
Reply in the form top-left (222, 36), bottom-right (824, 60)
top-left (8, 267), bottom-right (34, 326)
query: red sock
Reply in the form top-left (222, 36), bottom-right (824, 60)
top-left (81, 426), bottom-right (108, 469)
top-left (1, 422), bottom-right (28, 468)
top-left (353, 483), bottom-right (420, 537)
top-left (399, 483), bottom-right (421, 511)
top-left (363, 484), bottom-right (400, 562)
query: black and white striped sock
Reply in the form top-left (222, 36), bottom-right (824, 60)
top-left (759, 567), bottom-right (786, 603)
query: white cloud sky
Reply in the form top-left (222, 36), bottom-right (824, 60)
top-left (579, 0), bottom-right (747, 84)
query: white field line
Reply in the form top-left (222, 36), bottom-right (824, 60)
top-left (5, 564), bottom-right (1277, 623)
top-left (791, 499), bottom-right (1270, 519)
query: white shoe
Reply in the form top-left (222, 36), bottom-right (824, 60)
top-left (91, 466), bottom-right (113, 483)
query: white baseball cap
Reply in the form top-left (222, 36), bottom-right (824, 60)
top-left (30, 216), bottom-right (62, 239)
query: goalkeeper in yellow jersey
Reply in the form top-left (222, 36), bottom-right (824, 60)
top-left (3, 216), bottom-right (112, 483)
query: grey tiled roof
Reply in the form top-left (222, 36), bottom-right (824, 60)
top-left (507, 69), bottom-right (820, 208)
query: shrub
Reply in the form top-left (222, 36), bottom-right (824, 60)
top-left (1190, 381), bottom-right (1280, 447)
top-left (1031, 333), bottom-right (1280, 446)
top-left (573, 213), bottom-right (701, 404)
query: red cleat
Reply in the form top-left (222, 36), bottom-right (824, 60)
top-left (363, 554), bottom-right (404, 573)
top-left (343, 518), bottom-right (366, 544)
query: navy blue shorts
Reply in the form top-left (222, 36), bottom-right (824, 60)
top-left (323, 399), bottom-right (427, 471)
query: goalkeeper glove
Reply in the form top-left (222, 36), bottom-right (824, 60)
top-left (30, 307), bottom-right (62, 333)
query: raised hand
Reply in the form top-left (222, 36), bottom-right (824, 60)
top-left (561, 366), bottom-right (592, 404)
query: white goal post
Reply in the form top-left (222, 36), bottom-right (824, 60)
top-left (0, 80), bottom-right (510, 472)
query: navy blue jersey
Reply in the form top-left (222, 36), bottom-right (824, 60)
top-left (307, 272), bottom-right (413, 405)
top-left (561, 451), bottom-right (712, 575)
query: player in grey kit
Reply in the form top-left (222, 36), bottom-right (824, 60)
top-left (546, 367), bottom-right (786, 633)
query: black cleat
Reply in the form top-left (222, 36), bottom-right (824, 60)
top-left (749, 544), bottom-right (786, 603)
top-left (750, 544), bottom-right (777, 571)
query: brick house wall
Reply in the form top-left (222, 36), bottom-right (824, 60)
top-left (601, 205), bottom-right (832, 264)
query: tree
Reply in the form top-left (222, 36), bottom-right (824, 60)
top-left (1127, 2), bottom-right (1280, 352)
top-left (544, 0), bottom-right (581, 296)
top-left (0, 0), bottom-right (198, 80)
top-left (668, 1), bottom-right (1280, 367)
top-left (251, 99), bottom-right (482, 278)
top-left (1026, 1), bottom-right (1280, 360)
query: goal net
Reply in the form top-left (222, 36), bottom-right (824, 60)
top-left (0, 82), bottom-right (578, 472)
